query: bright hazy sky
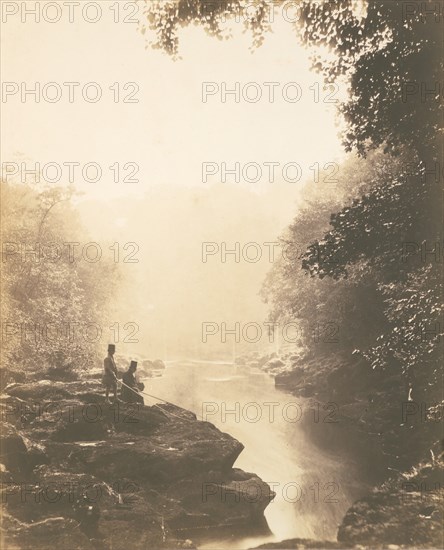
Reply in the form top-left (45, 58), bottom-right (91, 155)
top-left (1, 2), bottom-right (345, 199)
top-left (1, 2), bottom-right (348, 358)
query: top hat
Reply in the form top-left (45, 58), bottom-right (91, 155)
top-left (108, 344), bottom-right (116, 352)
top-left (129, 361), bottom-right (138, 369)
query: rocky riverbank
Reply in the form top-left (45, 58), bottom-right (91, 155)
top-left (237, 350), bottom-right (444, 549)
top-left (242, 349), bottom-right (442, 473)
top-left (0, 377), bottom-right (273, 549)
top-left (250, 450), bottom-right (443, 549)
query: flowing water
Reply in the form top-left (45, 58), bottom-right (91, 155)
top-left (143, 361), bottom-right (367, 549)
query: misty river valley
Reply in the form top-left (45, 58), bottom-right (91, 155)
top-left (2, 2), bottom-right (442, 549)
top-left (144, 361), bottom-right (369, 549)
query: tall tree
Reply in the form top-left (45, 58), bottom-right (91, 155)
top-left (1, 182), bottom-right (120, 376)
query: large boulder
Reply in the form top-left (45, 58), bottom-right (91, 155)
top-left (337, 454), bottom-right (444, 548)
top-left (0, 422), bottom-right (48, 474)
top-left (275, 367), bottom-right (305, 388)
top-left (0, 368), bottom-right (27, 392)
top-left (1, 512), bottom-right (94, 550)
top-left (166, 468), bottom-right (273, 534)
top-left (152, 359), bottom-right (166, 370)
top-left (1, 377), bottom-right (273, 549)
top-left (52, 414), bottom-right (243, 484)
top-left (5, 380), bottom-right (97, 402)
top-left (41, 364), bottom-right (80, 382)
top-left (263, 358), bottom-right (287, 375)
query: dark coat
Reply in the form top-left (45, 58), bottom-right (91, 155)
top-left (121, 370), bottom-right (144, 403)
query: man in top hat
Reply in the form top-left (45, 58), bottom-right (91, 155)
top-left (121, 361), bottom-right (144, 404)
top-left (103, 344), bottom-right (118, 403)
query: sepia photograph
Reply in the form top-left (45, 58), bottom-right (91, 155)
top-left (0, 1), bottom-right (443, 549)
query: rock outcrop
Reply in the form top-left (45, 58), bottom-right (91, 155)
top-left (337, 451), bottom-right (444, 549)
top-left (0, 379), bottom-right (273, 549)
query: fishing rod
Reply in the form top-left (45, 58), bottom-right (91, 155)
top-left (117, 379), bottom-right (204, 422)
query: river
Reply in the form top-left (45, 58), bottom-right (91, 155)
top-left (142, 360), bottom-right (367, 550)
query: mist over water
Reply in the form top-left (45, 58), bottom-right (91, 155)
top-left (144, 362), bottom-right (367, 549)
top-left (78, 184), bottom-right (304, 359)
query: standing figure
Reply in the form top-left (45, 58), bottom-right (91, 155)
top-left (103, 344), bottom-right (118, 403)
top-left (121, 361), bottom-right (144, 404)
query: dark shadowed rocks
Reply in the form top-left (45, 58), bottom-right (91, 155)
top-left (337, 453), bottom-right (444, 549)
top-left (2, 511), bottom-right (95, 550)
top-left (0, 379), bottom-right (272, 549)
